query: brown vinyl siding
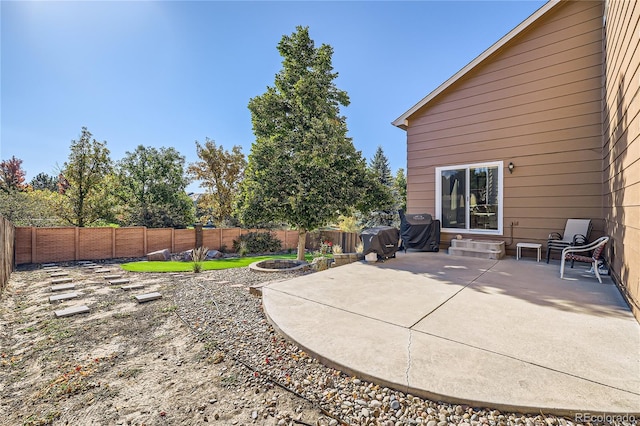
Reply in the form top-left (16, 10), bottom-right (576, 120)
top-left (603, 0), bottom-right (640, 319)
top-left (405, 1), bottom-right (604, 250)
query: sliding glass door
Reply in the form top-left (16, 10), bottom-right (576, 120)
top-left (436, 162), bottom-right (503, 235)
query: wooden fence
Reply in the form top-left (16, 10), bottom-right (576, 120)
top-left (14, 226), bottom-right (360, 265)
top-left (1, 216), bottom-right (16, 294)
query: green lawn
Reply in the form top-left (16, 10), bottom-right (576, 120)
top-left (120, 253), bottom-right (320, 273)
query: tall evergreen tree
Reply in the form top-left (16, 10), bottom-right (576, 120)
top-left (370, 146), bottom-right (392, 187)
top-left (237, 26), bottom-right (367, 260)
top-left (29, 172), bottom-right (58, 192)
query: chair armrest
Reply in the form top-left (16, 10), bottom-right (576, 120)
top-left (561, 237), bottom-right (608, 256)
top-left (572, 234), bottom-right (587, 245)
top-left (548, 232), bottom-right (562, 241)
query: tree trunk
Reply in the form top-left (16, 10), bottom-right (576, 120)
top-left (297, 229), bottom-right (307, 261)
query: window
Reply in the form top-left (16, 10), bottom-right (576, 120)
top-left (435, 161), bottom-right (503, 235)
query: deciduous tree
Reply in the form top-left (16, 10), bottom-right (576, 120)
top-left (0, 190), bottom-right (64, 226)
top-left (238, 26), bottom-right (367, 260)
top-left (187, 138), bottom-right (246, 226)
top-left (115, 145), bottom-right (194, 228)
top-left (55, 127), bottom-right (112, 227)
top-left (0, 156), bottom-right (27, 192)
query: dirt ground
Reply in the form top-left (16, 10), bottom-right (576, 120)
top-left (0, 262), bottom-right (325, 426)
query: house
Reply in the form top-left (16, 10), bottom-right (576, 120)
top-left (393, 0), bottom-right (639, 322)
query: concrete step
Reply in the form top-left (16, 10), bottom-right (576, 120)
top-left (50, 272), bottom-right (69, 278)
top-left (55, 305), bottom-right (90, 318)
top-left (51, 278), bottom-right (73, 285)
top-left (49, 292), bottom-right (80, 303)
top-left (103, 274), bottom-right (123, 280)
top-left (135, 292), bottom-right (162, 303)
top-left (44, 267), bottom-right (62, 272)
top-left (51, 283), bottom-right (75, 292)
top-left (121, 284), bottom-right (145, 291)
top-left (449, 238), bottom-right (505, 260)
top-left (93, 268), bottom-right (112, 274)
top-left (448, 246), bottom-right (504, 260)
top-left (108, 279), bottom-right (130, 286)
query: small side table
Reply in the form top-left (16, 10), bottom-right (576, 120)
top-left (516, 242), bottom-right (542, 262)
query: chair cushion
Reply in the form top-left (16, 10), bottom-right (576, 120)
top-left (565, 253), bottom-right (594, 263)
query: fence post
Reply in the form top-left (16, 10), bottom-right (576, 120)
top-left (111, 227), bottom-right (116, 259)
top-left (74, 227), bottom-right (80, 261)
top-left (195, 224), bottom-right (203, 248)
top-left (31, 227), bottom-right (37, 265)
top-left (143, 227), bottom-right (147, 255)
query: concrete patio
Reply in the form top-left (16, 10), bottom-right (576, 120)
top-left (262, 251), bottom-right (640, 416)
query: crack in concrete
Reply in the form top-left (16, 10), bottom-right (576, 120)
top-left (405, 329), bottom-right (412, 390)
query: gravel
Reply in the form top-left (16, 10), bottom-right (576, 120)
top-left (172, 267), bottom-right (604, 426)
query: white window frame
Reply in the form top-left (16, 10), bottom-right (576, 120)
top-left (435, 161), bottom-right (504, 235)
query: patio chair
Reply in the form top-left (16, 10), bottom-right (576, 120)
top-left (546, 219), bottom-right (592, 263)
top-left (560, 236), bottom-right (609, 283)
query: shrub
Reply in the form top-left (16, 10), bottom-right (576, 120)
top-left (232, 231), bottom-right (282, 254)
top-left (192, 246), bottom-right (209, 273)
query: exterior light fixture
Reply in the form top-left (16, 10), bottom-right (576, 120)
top-left (508, 162), bottom-right (515, 174)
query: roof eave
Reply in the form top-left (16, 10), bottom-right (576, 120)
top-left (391, 0), bottom-right (562, 130)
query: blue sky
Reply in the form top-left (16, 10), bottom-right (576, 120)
top-left (1, 0), bottom-right (547, 193)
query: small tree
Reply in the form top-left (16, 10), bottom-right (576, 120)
top-left (238, 26), bottom-right (367, 260)
top-left (0, 156), bottom-right (27, 192)
top-left (187, 138), bottom-right (246, 226)
top-left (29, 172), bottom-right (58, 192)
top-left (356, 147), bottom-right (397, 228)
top-left (55, 127), bottom-right (112, 227)
top-left (394, 168), bottom-right (407, 212)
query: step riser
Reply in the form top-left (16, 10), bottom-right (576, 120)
top-left (450, 239), bottom-right (504, 251)
top-left (449, 239), bottom-right (505, 260)
top-left (448, 247), bottom-right (504, 260)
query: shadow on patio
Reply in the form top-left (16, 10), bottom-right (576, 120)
top-left (262, 251), bottom-right (640, 415)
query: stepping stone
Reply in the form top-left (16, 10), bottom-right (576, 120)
top-left (41, 263), bottom-right (57, 268)
top-left (51, 278), bottom-right (73, 285)
top-left (103, 274), bottom-right (123, 280)
top-left (85, 265), bottom-right (101, 269)
top-left (134, 292), bottom-right (162, 303)
top-left (108, 279), bottom-right (130, 286)
top-left (121, 284), bottom-right (145, 291)
top-left (50, 272), bottom-right (69, 278)
top-left (45, 268), bottom-right (63, 273)
top-left (51, 283), bottom-right (75, 292)
top-left (49, 292), bottom-right (79, 303)
top-left (55, 305), bottom-right (90, 318)
top-left (94, 268), bottom-right (111, 273)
